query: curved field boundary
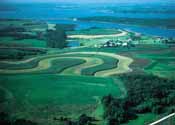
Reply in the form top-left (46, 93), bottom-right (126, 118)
top-left (61, 52), bottom-right (133, 77)
top-left (67, 30), bottom-right (127, 39)
top-left (32, 58), bottom-right (85, 74)
top-left (0, 57), bottom-right (85, 74)
top-left (1, 57), bottom-right (39, 65)
top-left (81, 55), bottom-right (118, 76)
top-left (0, 54), bottom-right (80, 70)
top-left (60, 57), bottom-right (103, 75)
top-left (94, 52), bottom-right (133, 77)
top-left (0, 56), bottom-right (103, 75)
top-left (0, 52), bottom-right (133, 76)
top-left (58, 53), bottom-right (118, 76)
top-left (0, 59), bottom-right (39, 70)
top-left (0, 55), bottom-right (69, 70)
top-left (0, 57), bottom-right (60, 74)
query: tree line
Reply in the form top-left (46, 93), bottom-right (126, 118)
top-left (0, 23), bottom-right (71, 49)
top-left (45, 24), bottom-right (67, 48)
top-left (102, 74), bottom-right (175, 125)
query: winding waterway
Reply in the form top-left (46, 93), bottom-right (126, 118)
top-left (0, 3), bottom-right (175, 37)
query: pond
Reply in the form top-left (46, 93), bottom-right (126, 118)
top-left (67, 41), bottom-right (80, 47)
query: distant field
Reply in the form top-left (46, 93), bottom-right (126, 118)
top-left (62, 44), bottom-right (168, 53)
top-left (0, 19), bottom-right (48, 32)
top-left (0, 19), bottom-right (48, 48)
top-left (67, 28), bottom-right (121, 35)
top-left (0, 37), bottom-right (47, 47)
top-left (67, 28), bottom-right (129, 47)
top-left (0, 74), bottom-right (123, 120)
top-left (135, 51), bottom-right (175, 79)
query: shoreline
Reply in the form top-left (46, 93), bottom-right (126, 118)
top-left (1, 18), bottom-right (175, 38)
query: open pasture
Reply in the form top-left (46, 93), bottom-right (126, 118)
top-left (135, 50), bottom-right (175, 79)
top-left (0, 74), bottom-right (123, 120)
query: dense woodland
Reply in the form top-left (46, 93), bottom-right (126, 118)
top-left (102, 74), bottom-right (175, 125)
top-left (45, 24), bottom-right (67, 48)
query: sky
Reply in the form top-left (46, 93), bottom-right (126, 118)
top-left (3, 0), bottom-right (175, 3)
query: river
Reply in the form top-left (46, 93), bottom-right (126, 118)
top-left (0, 2), bottom-right (175, 37)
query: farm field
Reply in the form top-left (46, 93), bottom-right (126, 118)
top-left (135, 50), bottom-right (175, 79)
top-left (0, 18), bottom-right (175, 125)
top-left (67, 28), bottom-right (162, 47)
top-left (0, 19), bottom-right (48, 48)
top-left (0, 37), bottom-right (47, 47)
top-left (0, 74), bottom-right (123, 124)
top-left (0, 50), bottom-right (133, 76)
top-left (1, 45), bottom-right (174, 124)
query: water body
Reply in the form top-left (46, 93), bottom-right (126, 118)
top-left (68, 41), bottom-right (80, 47)
top-left (0, 3), bottom-right (175, 37)
top-left (48, 18), bottom-right (175, 38)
